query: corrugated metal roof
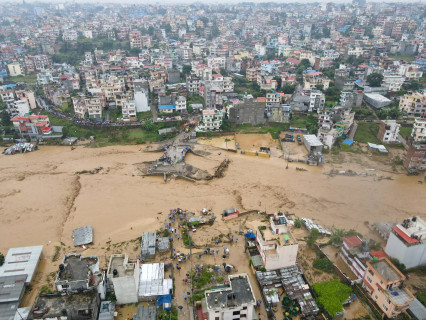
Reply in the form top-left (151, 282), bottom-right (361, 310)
top-left (73, 226), bottom-right (93, 246)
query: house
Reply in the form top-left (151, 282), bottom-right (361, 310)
top-left (98, 301), bottom-right (115, 320)
top-left (411, 118), bottom-right (426, 143)
top-left (55, 254), bottom-right (104, 295)
top-left (229, 99), bottom-right (265, 125)
top-left (158, 104), bottom-right (176, 113)
top-left (141, 232), bottom-right (156, 260)
top-left (175, 96), bottom-right (187, 113)
top-left (377, 120), bottom-right (400, 143)
top-left (196, 109), bottom-right (223, 132)
top-left (29, 291), bottom-right (100, 320)
top-left (309, 90), bottom-right (325, 113)
top-left (122, 101), bottom-right (137, 121)
top-left (255, 213), bottom-right (298, 270)
top-left (339, 235), bottom-right (367, 280)
top-left (6, 99), bottom-right (29, 117)
top-left (204, 274), bottom-right (256, 320)
top-left (303, 71), bottom-right (330, 90)
top-left (62, 30), bottom-right (78, 41)
top-left (15, 90), bottom-right (37, 110)
top-left (246, 67), bottom-right (259, 82)
top-left (385, 217), bottom-right (426, 269)
top-left (362, 258), bottom-right (414, 318)
top-left (399, 91), bottom-right (425, 116)
top-left (10, 115), bottom-right (52, 137)
top-left (403, 141), bottom-right (426, 172)
top-left (107, 254), bottom-right (140, 304)
top-left (303, 135), bottom-right (323, 152)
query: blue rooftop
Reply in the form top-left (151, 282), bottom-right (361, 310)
top-left (158, 105), bottom-right (176, 110)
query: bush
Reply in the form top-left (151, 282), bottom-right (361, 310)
top-left (417, 292), bottom-right (426, 306)
top-left (313, 279), bottom-right (352, 317)
top-left (389, 257), bottom-right (406, 274)
top-left (0, 253), bottom-right (4, 266)
top-left (294, 218), bottom-right (302, 228)
top-left (313, 258), bottom-right (334, 273)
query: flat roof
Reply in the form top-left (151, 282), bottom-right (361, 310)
top-left (98, 301), bottom-right (115, 320)
top-left (136, 305), bottom-right (156, 320)
top-left (73, 226), bottom-right (93, 247)
top-left (205, 274), bottom-right (255, 311)
top-left (107, 254), bottom-right (136, 277)
top-left (0, 275), bottom-right (27, 320)
top-left (372, 259), bottom-right (402, 283)
top-left (138, 263), bottom-right (172, 298)
top-left (0, 246), bottom-right (43, 283)
top-left (303, 135), bottom-right (323, 147)
top-left (364, 93), bottom-right (391, 102)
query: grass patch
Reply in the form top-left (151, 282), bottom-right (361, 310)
top-left (399, 125), bottom-right (413, 139)
top-left (354, 122), bottom-right (381, 144)
top-left (7, 74), bottom-right (37, 83)
top-left (52, 246), bottom-right (61, 262)
top-left (182, 229), bottom-right (193, 247)
top-left (417, 292), bottom-right (426, 306)
top-left (313, 279), bottom-right (352, 318)
top-left (136, 111), bottom-right (153, 120)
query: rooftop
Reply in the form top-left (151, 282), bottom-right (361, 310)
top-left (30, 291), bottom-right (99, 319)
top-left (98, 301), bottom-right (115, 320)
top-left (73, 226), bottom-right (93, 247)
top-left (386, 286), bottom-right (413, 306)
top-left (135, 305), bottom-right (156, 320)
top-left (205, 274), bottom-right (255, 311)
top-left (0, 275), bottom-right (26, 320)
top-left (138, 263), bottom-right (172, 298)
top-left (303, 135), bottom-right (323, 147)
top-left (342, 235), bottom-right (362, 249)
top-left (56, 254), bottom-right (99, 283)
top-left (394, 216), bottom-right (426, 244)
top-left (0, 245), bottom-right (43, 283)
top-left (107, 254), bottom-right (137, 278)
top-left (370, 259), bottom-right (403, 283)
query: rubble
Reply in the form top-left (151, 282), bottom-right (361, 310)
top-left (3, 143), bottom-right (37, 155)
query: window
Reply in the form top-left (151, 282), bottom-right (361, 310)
top-left (242, 306), bottom-right (247, 310)
top-left (232, 311), bottom-right (240, 315)
top-left (382, 304), bottom-right (388, 311)
top-left (215, 317), bottom-right (219, 320)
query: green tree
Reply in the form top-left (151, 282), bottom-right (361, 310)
top-left (274, 76), bottom-right (282, 89)
top-left (182, 65), bottom-right (192, 76)
top-left (330, 228), bottom-right (345, 246)
top-left (282, 84), bottom-right (296, 94)
top-left (1, 110), bottom-right (11, 127)
top-left (367, 73), bottom-right (384, 87)
top-left (307, 228), bottom-right (319, 247)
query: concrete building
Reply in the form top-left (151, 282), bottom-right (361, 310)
top-left (55, 254), bottom-right (104, 295)
top-left (15, 90), bottom-right (37, 109)
top-left (10, 115), bottom-right (52, 138)
top-left (107, 254), bottom-right (140, 304)
top-left (403, 142), bottom-right (426, 172)
top-left (6, 99), bottom-right (30, 117)
top-left (377, 120), bottom-right (400, 144)
top-left (7, 63), bottom-right (22, 77)
top-left (385, 217), bottom-right (426, 269)
top-left (399, 91), bottom-right (425, 116)
top-left (383, 74), bottom-right (405, 92)
top-left (29, 291), bottom-right (100, 320)
top-left (196, 109), bottom-right (223, 132)
top-left (362, 258), bottom-right (414, 318)
top-left (255, 213), bottom-right (298, 270)
top-left (363, 93), bottom-right (392, 109)
top-left (175, 96), bottom-right (186, 113)
top-left (268, 104), bottom-right (290, 123)
top-left (411, 118), bottom-right (426, 143)
top-left (229, 99), bottom-right (265, 125)
top-left (309, 90), bottom-right (325, 113)
top-left (0, 246), bottom-right (43, 284)
top-left (204, 274), bottom-right (256, 320)
top-left (303, 135), bottom-right (323, 152)
top-left (122, 101), bottom-right (137, 121)
top-left (98, 301), bottom-right (115, 320)
top-left (134, 90), bottom-right (149, 112)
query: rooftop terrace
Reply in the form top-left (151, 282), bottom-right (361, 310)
top-left (205, 274), bottom-right (255, 311)
top-left (371, 259), bottom-right (402, 283)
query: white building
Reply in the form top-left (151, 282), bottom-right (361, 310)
top-left (309, 91), bottom-right (325, 113)
top-left (138, 263), bottom-right (173, 301)
top-left (0, 245), bottom-right (43, 284)
top-left (134, 90), bottom-right (149, 112)
top-left (122, 101), bottom-right (137, 121)
top-left (303, 134), bottom-right (323, 152)
top-left (7, 63), bottom-right (22, 77)
top-left (175, 96), bottom-right (186, 113)
top-left (82, 30), bottom-right (93, 39)
top-left (62, 30), bottom-right (78, 41)
top-left (385, 217), bottom-right (426, 269)
top-left (107, 254), bottom-right (140, 304)
top-left (377, 120), bottom-right (400, 143)
top-left (411, 118), bottom-right (426, 143)
top-left (204, 274), bottom-right (256, 320)
top-left (7, 100), bottom-right (30, 117)
top-left (255, 213), bottom-right (299, 270)
top-left (383, 74), bottom-right (405, 92)
top-left (196, 109), bottom-right (223, 132)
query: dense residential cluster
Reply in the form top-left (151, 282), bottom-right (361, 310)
top-left (0, 1), bottom-right (426, 320)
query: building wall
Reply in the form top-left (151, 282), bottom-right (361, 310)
top-left (208, 304), bottom-right (254, 320)
top-left (111, 274), bottom-right (139, 304)
top-left (385, 232), bottom-right (426, 269)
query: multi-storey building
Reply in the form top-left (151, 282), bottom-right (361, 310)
top-left (362, 258), bottom-right (414, 318)
top-left (303, 71), bottom-right (330, 90)
top-left (385, 216), bottom-right (426, 269)
top-left (107, 254), bottom-right (140, 304)
top-left (255, 212), bottom-right (298, 270)
top-left (309, 90), bottom-right (325, 113)
top-left (196, 109), bottom-right (223, 132)
top-left (175, 96), bottom-right (186, 113)
top-left (411, 118), bottom-right (426, 143)
top-left (122, 101), bottom-right (137, 121)
top-left (377, 120), bottom-right (400, 143)
top-left (399, 91), bottom-right (425, 116)
top-left (10, 115), bottom-right (52, 137)
top-left (204, 274), bottom-right (256, 320)
top-left (246, 67), bottom-right (259, 82)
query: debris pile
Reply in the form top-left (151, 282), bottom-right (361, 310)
top-left (75, 167), bottom-right (103, 175)
top-left (325, 169), bottom-right (393, 180)
top-left (3, 143), bottom-right (37, 155)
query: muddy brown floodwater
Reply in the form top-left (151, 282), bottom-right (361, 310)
top-left (0, 144), bottom-right (425, 316)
